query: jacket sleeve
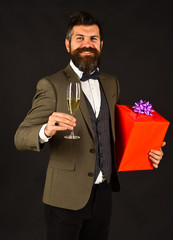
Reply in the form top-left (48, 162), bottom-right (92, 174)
top-left (14, 78), bottom-right (56, 151)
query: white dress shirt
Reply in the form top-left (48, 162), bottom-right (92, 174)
top-left (39, 60), bottom-right (105, 183)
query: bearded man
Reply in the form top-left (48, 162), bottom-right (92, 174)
top-left (14, 11), bottom-right (164, 240)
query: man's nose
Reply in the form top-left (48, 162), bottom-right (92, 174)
top-left (82, 37), bottom-right (92, 47)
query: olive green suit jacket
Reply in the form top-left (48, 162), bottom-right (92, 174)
top-left (14, 64), bottom-right (120, 210)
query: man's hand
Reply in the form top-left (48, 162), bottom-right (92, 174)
top-left (149, 142), bottom-right (166, 168)
top-left (44, 112), bottom-right (76, 137)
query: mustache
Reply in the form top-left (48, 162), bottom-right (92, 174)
top-left (73, 47), bottom-right (99, 55)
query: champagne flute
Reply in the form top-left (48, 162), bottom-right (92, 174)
top-left (64, 82), bottom-right (80, 139)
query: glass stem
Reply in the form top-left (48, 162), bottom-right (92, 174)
top-left (71, 128), bottom-right (74, 137)
top-left (71, 114), bottom-right (75, 137)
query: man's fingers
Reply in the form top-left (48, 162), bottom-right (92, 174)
top-left (54, 125), bottom-right (69, 131)
top-left (149, 146), bottom-right (165, 169)
top-left (149, 155), bottom-right (160, 168)
top-left (52, 112), bottom-right (76, 122)
top-left (50, 112), bottom-right (76, 127)
top-left (161, 141), bottom-right (166, 148)
top-left (149, 150), bottom-right (163, 160)
top-left (152, 163), bottom-right (159, 169)
top-left (45, 112), bottom-right (77, 137)
top-left (54, 121), bottom-right (75, 130)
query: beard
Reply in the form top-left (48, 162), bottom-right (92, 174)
top-left (70, 46), bottom-right (101, 73)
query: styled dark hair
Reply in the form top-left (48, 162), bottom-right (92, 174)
top-left (66, 11), bottom-right (103, 41)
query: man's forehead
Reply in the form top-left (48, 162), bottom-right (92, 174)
top-left (72, 25), bottom-right (100, 36)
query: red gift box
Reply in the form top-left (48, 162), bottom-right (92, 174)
top-left (115, 104), bottom-right (170, 172)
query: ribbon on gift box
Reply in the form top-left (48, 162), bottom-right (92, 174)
top-left (132, 100), bottom-right (154, 116)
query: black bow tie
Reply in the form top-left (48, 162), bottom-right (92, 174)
top-left (80, 70), bottom-right (99, 82)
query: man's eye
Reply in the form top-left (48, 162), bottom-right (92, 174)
top-left (91, 37), bottom-right (98, 41)
top-left (76, 37), bottom-right (83, 40)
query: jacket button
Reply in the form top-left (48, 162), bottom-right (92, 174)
top-left (90, 149), bottom-right (95, 153)
top-left (88, 172), bottom-right (94, 177)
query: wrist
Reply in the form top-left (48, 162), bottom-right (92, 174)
top-left (44, 130), bottom-right (52, 138)
top-left (39, 124), bottom-right (51, 143)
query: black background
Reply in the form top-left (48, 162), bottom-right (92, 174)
top-left (1, 1), bottom-right (173, 239)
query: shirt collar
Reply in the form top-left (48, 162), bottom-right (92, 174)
top-left (70, 60), bottom-right (99, 80)
top-left (70, 60), bottom-right (83, 79)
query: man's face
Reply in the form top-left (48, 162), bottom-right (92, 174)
top-left (65, 25), bottom-right (103, 73)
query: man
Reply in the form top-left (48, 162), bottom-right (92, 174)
top-left (14, 11), bottom-right (165, 240)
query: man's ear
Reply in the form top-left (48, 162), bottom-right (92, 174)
top-left (65, 39), bottom-right (70, 53)
top-left (101, 41), bottom-right (103, 49)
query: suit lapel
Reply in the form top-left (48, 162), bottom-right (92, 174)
top-left (99, 73), bottom-right (116, 141)
top-left (99, 73), bottom-right (114, 114)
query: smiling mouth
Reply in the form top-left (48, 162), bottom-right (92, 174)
top-left (80, 51), bottom-right (93, 55)
top-left (73, 47), bottom-right (98, 57)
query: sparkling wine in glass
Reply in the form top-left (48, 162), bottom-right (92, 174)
top-left (64, 82), bottom-right (80, 139)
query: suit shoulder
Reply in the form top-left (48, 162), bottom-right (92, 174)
top-left (36, 68), bottom-right (68, 90)
top-left (100, 71), bottom-right (118, 79)
top-left (43, 69), bottom-right (66, 83)
top-left (100, 71), bottom-right (119, 85)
